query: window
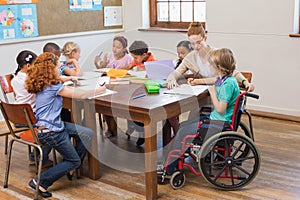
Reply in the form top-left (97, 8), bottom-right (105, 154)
top-left (150, 0), bottom-right (206, 29)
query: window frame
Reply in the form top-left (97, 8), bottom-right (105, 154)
top-left (149, 0), bottom-right (206, 30)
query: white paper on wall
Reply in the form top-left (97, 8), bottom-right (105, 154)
top-left (104, 6), bottom-right (122, 26)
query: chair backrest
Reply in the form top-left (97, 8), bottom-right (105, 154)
top-left (0, 100), bottom-right (38, 142)
top-left (0, 74), bottom-right (15, 103)
top-left (240, 71), bottom-right (253, 90)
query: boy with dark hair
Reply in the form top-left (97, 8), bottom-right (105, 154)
top-left (122, 40), bottom-right (156, 146)
top-left (123, 40), bottom-right (155, 71)
top-left (43, 42), bottom-right (61, 58)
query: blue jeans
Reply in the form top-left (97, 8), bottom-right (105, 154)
top-left (35, 122), bottom-right (93, 189)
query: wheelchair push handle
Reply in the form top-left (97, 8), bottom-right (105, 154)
top-left (245, 92), bottom-right (259, 99)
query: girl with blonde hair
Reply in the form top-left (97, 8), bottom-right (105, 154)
top-left (60, 41), bottom-right (83, 76)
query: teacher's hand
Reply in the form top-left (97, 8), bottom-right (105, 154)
top-left (167, 79), bottom-right (179, 89)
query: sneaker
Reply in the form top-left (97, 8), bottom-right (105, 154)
top-left (125, 131), bottom-right (131, 140)
top-left (136, 137), bottom-right (145, 146)
top-left (28, 179), bottom-right (52, 198)
top-left (104, 131), bottom-right (113, 138)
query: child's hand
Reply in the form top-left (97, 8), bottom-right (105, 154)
top-left (187, 78), bottom-right (196, 85)
top-left (66, 58), bottom-right (77, 65)
top-left (94, 56), bottom-right (101, 65)
top-left (70, 77), bottom-right (80, 86)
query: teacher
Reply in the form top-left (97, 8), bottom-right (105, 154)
top-left (167, 22), bottom-right (254, 92)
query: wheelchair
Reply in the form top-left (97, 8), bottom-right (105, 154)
top-left (157, 91), bottom-right (260, 190)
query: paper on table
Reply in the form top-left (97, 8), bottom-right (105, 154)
top-left (88, 89), bottom-right (117, 99)
top-left (127, 70), bottom-right (147, 78)
top-left (94, 68), bottom-right (110, 73)
top-left (88, 89), bottom-right (116, 99)
top-left (63, 80), bottom-right (74, 86)
top-left (97, 76), bottom-right (110, 86)
top-left (164, 84), bottom-right (209, 96)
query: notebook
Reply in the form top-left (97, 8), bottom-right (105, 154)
top-left (144, 60), bottom-right (175, 80)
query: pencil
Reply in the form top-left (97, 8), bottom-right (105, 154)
top-left (132, 93), bottom-right (146, 100)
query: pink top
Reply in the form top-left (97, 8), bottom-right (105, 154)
top-left (106, 52), bottom-right (132, 69)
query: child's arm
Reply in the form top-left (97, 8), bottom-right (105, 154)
top-left (233, 70), bottom-right (255, 92)
top-left (58, 85), bottom-right (106, 99)
top-left (208, 85), bottom-right (228, 114)
top-left (121, 63), bottom-right (133, 70)
top-left (94, 53), bottom-right (108, 68)
top-left (64, 58), bottom-right (83, 76)
top-left (187, 77), bottom-right (216, 85)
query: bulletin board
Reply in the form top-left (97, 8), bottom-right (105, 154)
top-left (36, 0), bottom-right (122, 36)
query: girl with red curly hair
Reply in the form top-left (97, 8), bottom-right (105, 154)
top-left (25, 52), bottom-right (105, 198)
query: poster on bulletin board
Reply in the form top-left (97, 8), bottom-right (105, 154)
top-left (0, 0), bottom-right (38, 4)
top-left (0, 4), bottom-right (38, 40)
top-left (69, 0), bottom-right (102, 12)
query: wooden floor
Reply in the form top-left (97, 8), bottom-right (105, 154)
top-left (0, 115), bottom-right (300, 200)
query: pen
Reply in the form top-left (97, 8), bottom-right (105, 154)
top-left (112, 64), bottom-right (117, 69)
top-left (100, 82), bottom-right (106, 86)
top-left (132, 93), bottom-right (146, 100)
top-left (98, 51), bottom-right (103, 57)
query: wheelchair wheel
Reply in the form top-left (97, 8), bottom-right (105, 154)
top-left (170, 171), bottom-right (186, 189)
top-left (198, 132), bottom-right (260, 190)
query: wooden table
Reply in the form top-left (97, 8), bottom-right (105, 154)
top-left (64, 82), bottom-right (209, 200)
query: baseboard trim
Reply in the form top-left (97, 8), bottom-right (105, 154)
top-left (249, 109), bottom-right (300, 123)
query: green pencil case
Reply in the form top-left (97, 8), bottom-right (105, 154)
top-left (145, 80), bottom-right (160, 93)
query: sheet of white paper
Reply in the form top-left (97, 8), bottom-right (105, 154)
top-left (164, 84), bottom-right (209, 96)
top-left (127, 70), bottom-right (147, 78)
top-left (63, 80), bottom-right (74, 86)
top-left (97, 76), bottom-right (110, 86)
top-left (88, 89), bottom-right (117, 99)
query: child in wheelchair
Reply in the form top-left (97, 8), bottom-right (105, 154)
top-left (158, 47), bottom-right (241, 185)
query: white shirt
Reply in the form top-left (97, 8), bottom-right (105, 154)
top-left (11, 72), bottom-right (36, 112)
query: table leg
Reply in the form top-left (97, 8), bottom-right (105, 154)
top-left (84, 101), bottom-right (100, 180)
top-left (162, 119), bottom-right (172, 147)
top-left (144, 122), bottom-right (157, 200)
top-left (104, 115), bottom-right (118, 136)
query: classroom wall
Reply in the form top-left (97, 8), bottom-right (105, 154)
top-left (0, 0), bottom-right (299, 118)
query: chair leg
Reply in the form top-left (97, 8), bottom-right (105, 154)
top-left (98, 113), bottom-right (103, 129)
top-left (34, 146), bottom-right (44, 200)
top-left (52, 149), bottom-right (57, 166)
top-left (4, 134), bottom-right (8, 155)
top-left (28, 145), bottom-right (31, 160)
top-left (4, 139), bottom-right (15, 188)
top-left (33, 147), bottom-right (39, 174)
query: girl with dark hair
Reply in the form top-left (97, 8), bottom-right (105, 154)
top-left (11, 50), bottom-right (37, 111)
top-left (175, 40), bottom-right (193, 69)
top-left (94, 35), bottom-right (132, 69)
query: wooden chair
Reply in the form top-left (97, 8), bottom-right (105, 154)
top-left (0, 74), bottom-right (28, 154)
top-left (0, 101), bottom-right (50, 200)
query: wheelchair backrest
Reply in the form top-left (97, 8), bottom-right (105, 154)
top-left (231, 92), bottom-right (246, 131)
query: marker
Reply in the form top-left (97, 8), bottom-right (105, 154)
top-left (100, 82), bottom-right (106, 86)
top-left (98, 51), bottom-right (103, 57)
top-left (132, 93), bottom-right (146, 100)
top-left (112, 64), bottom-right (117, 69)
